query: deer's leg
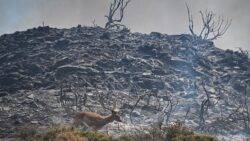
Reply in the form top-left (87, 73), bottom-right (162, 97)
top-left (92, 127), bottom-right (98, 133)
top-left (105, 124), bottom-right (111, 136)
top-left (73, 117), bottom-right (79, 128)
top-left (81, 122), bottom-right (91, 131)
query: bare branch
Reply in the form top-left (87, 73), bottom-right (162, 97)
top-left (185, 3), bottom-right (195, 36)
top-left (129, 93), bottom-right (147, 124)
top-left (185, 3), bottom-right (232, 40)
top-left (98, 91), bottom-right (112, 111)
top-left (105, 0), bottom-right (131, 29)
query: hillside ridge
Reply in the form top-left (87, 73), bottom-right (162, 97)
top-left (0, 26), bottom-right (249, 139)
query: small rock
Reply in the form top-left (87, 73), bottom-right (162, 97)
top-left (27, 94), bottom-right (34, 99)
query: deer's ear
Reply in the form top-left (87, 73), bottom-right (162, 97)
top-left (112, 102), bottom-right (117, 111)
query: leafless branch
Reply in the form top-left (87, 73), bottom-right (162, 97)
top-left (92, 19), bottom-right (98, 27)
top-left (199, 80), bottom-right (218, 129)
top-left (238, 47), bottom-right (249, 59)
top-left (185, 3), bottom-right (195, 36)
top-left (184, 106), bottom-right (191, 122)
top-left (157, 92), bottom-right (178, 127)
top-left (105, 0), bottom-right (131, 29)
top-left (98, 91), bottom-right (113, 111)
top-left (242, 82), bottom-right (250, 129)
top-left (185, 3), bottom-right (232, 40)
top-left (129, 93), bottom-right (147, 124)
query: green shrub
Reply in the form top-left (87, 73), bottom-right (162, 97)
top-left (173, 134), bottom-right (218, 141)
top-left (15, 124), bottom-right (39, 141)
top-left (164, 122), bottom-right (194, 140)
top-left (115, 135), bottom-right (133, 141)
top-left (55, 132), bottom-right (87, 141)
top-left (43, 126), bottom-right (75, 141)
top-left (80, 131), bottom-right (113, 141)
top-left (14, 123), bottom-right (218, 141)
top-left (15, 125), bottom-right (78, 141)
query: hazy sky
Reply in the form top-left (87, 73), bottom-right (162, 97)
top-left (0, 0), bottom-right (249, 52)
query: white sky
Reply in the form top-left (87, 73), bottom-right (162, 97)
top-left (0, 0), bottom-right (249, 52)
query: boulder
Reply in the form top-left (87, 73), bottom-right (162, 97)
top-left (136, 77), bottom-right (165, 90)
top-left (51, 57), bottom-right (73, 70)
top-left (53, 38), bottom-right (70, 50)
top-left (170, 57), bottom-right (192, 69)
top-left (55, 65), bottom-right (99, 79)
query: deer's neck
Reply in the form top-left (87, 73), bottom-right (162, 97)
top-left (102, 115), bottom-right (114, 125)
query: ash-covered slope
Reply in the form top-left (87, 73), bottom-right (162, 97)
top-left (0, 26), bottom-right (249, 138)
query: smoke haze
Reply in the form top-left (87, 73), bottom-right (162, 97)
top-left (0, 0), bottom-right (249, 51)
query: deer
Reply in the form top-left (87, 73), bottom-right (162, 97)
top-left (73, 96), bottom-right (122, 131)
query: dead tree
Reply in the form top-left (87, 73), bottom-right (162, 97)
top-left (98, 90), bottom-right (114, 112)
top-left (241, 82), bottom-right (250, 130)
top-left (57, 76), bottom-right (90, 114)
top-left (105, 0), bottom-right (131, 29)
top-left (238, 47), bottom-right (249, 59)
top-left (162, 93), bottom-right (178, 124)
top-left (185, 3), bottom-right (232, 40)
top-left (129, 91), bottom-right (148, 124)
top-left (183, 106), bottom-right (191, 123)
top-left (186, 3), bottom-right (195, 36)
top-left (198, 80), bottom-right (221, 129)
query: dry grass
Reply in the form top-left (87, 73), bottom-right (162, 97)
top-left (55, 132), bottom-right (87, 141)
top-left (14, 123), bottom-right (218, 141)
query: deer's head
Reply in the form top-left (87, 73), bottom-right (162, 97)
top-left (98, 92), bottom-right (123, 122)
top-left (111, 109), bottom-right (122, 122)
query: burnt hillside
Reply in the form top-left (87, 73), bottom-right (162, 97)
top-left (0, 26), bottom-right (249, 138)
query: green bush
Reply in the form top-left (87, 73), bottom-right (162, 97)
top-left (14, 123), bottom-right (218, 141)
top-left (80, 131), bottom-right (113, 141)
top-left (15, 124), bottom-right (39, 141)
top-left (173, 134), bottom-right (218, 141)
top-left (43, 126), bottom-right (75, 141)
top-left (163, 122), bottom-right (217, 141)
top-left (164, 122), bottom-right (194, 140)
